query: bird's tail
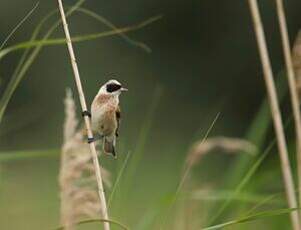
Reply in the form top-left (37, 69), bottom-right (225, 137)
top-left (103, 137), bottom-right (116, 158)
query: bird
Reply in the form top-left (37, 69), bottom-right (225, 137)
top-left (90, 79), bottom-right (127, 157)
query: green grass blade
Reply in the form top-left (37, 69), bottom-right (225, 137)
top-left (208, 115), bottom-right (294, 225)
top-left (243, 193), bottom-right (281, 216)
top-left (0, 2), bottom-right (39, 50)
top-left (0, 0), bottom-right (160, 124)
top-left (203, 208), bottom-right (300, 230)
top-left (6, 9), bottom-right (61, 100)
top-left (136, 207), bottom-right (161, 230)
top-left (224, 72), bottom-right (287, 185)
top-left (191, 190), bottom-right (284, 206)
top-left (207, 141), bottom-right (274, 225)
top-left (0, 0), bottom-right (86, 124)
top-left (0, 149), bottom-right (59, 162)
top-left (159, 112), bottom-right (221, 229)
top-left (108, 151), bottom-right (132, 207)
top-left (0, 4), bottom-right (153, 115)
top-left (123, 86), bottom-right (163, 190)
top-left (0, 14), bottom-right (162, 60)
top-left (76, 7), bottom-right (152, 53)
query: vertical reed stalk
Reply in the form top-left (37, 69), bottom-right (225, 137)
top-left (275, 0), bottom-right (301, 207)
top-left (57, 1), bottom-right (110, 230)
top-left (247, 0), bottom-right (300, 229)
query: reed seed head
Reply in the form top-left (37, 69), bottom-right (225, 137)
top-left (60, 89), bottom-right (111, 230)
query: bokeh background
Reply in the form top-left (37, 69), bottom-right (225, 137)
top-left (1, 0), bottom-right (301, 229)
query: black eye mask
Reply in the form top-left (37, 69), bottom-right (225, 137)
top-left (106, 83), bottom-right (121, 92)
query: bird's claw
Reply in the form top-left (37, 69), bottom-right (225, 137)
top-left (87, 137), bottom-right (95, 143)
top-left (82, 110), bottom-right (91, 118)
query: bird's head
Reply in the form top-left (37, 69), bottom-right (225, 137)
top-left (99, 79), bottom-right (128, 96)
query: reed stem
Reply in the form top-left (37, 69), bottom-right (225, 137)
top-left (57, 1), bottom-right (110, 229)
top-left (275, 0), bottom-right (301, 208)
top-left (247, 0), bottom-right (300, 229)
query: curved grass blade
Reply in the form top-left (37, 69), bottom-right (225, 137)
top-left (76, 8), bottom-right (152, 53)
top-left (5, 5), bottom-right (153, 92)
top-left (208, 116), bottom-right (293, 225)
top-left (0, 14), bottom-right (162, 60)
top-left (0, 8), bottom-right (161, 124)
top-left (203, 208), bottom-right (300, 230)
top-left (159, 112), bottom-right (221, 229)
top-left (207, 141), bottom-right (274, 225)
top-left (191, 190), bottom-right (284, 206)
top-left (0, 0), bottom-right (86, 124)
top-left (224, 71), bottom-right (287, 185)
top-left (2, 4), bottom-right (155, 73)
top-left (0, 2), bottom-right (39, 50)
top-left (108, 150), bottom-right (132, 207)
top-left (1, 1), bottom-right (83, 77)
top-left (54, 218), bottom-right (129, 230)
top-left (7, 9), bottom-right (63, 98)
top-left (243, 193), bottom-right (281, 216)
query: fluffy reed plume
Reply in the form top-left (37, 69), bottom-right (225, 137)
top-left (292, 30), bottom-right (301, 94)
top-left (186, 137), bottom-right (256, 167)
top-left (60, 89), bottom-right (111, 230)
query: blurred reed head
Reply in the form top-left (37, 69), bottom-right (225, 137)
top-left (59, 89), bottom-right (111, 230)
top-left (186, 137), bottom-right (256, 168)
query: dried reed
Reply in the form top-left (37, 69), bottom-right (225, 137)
top-left (248, 0), bottom-right (300, 229)
top-left (57, 1), bottom-right (110, 229)
top-left (186, 137), bottom-right (256, 168)
top-left (60, 89), bottom-right (111, 230)
top-left (292, 30), bottom-right (301, 95)
top-left (275, 0), bottom-right (301, 208)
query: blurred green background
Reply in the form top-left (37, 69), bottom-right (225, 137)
top-left (1, 0), bottom-right (301, 229)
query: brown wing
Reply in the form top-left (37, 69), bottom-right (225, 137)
top-left (115, 106), bottom-right (121, 137)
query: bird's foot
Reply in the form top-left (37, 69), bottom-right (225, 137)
top-left (87, 134), bottom-right (104, 144)
top-left (81, 110), bottom-right (91, 118)
top-left (87, 137), bottom-right (95, 143)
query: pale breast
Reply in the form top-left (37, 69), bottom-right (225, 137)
top-left (91, 95), bottom-right (118, 136)
top-left (98, 105), bottom-right (118, 136)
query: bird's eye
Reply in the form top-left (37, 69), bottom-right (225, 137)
top-left (106, 83), bottom-right (121, 92)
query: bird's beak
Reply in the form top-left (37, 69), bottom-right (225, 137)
top-left (121, 87), bottom-right (128, 92)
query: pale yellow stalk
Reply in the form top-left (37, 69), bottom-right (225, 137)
top-left (275, 0), bottom-right (301, 208)
top-left (57, 1), bottom-right (110, 229)
top-left (248, 0), bottom-right (300, 229)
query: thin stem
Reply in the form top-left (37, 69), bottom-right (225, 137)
top-left (159, 112), bottom-right (220, 229)
top-left (108, 151), bottom-right (131, 207)
top-left (57, 1), bottom-right (110, 230)
top-left (275, 0), bottom-right (301, 207)
top-left (0, 2), bottom-right (39, 50)
top-left (0, 0), bottom-right (86, 124)
top-left (0, 14), bottom-right (161, 61)
top-left (247, 0), bottom-right (300, 229)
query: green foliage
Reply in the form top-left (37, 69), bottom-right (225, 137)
top-left (207, 141), bottom-right (273, 225)
top-left (0, 0), bottom-right (161, 124)
top-left (0, 2), bottom-right (39, 50)
top-left (0, 0), bottom-right (86, 124)
top-left (0, 0), bottom-right (296, 229)
top-left (225, 71), bottom-right (287, 186)
top-left (203, 208), bottom-right (300, 230)
top-left (0, 149), bottom-right (58, 162)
